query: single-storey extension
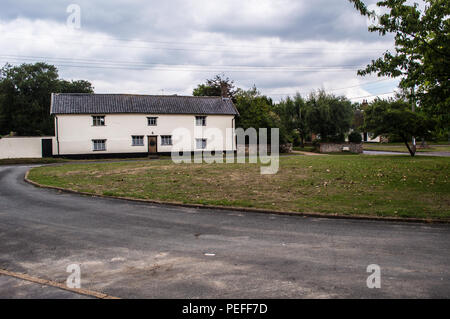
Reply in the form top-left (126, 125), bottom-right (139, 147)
top-left (50, 93), bottom-right (239, 157)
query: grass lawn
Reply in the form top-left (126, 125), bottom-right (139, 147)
top-left (363, 143), bottom-right (450, 153)
top-left (27, 155), bottom-right (450, 220)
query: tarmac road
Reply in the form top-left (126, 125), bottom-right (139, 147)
top-left (0, 165), bottom-right (449, 298)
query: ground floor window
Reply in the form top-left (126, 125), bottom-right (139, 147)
top-left (161, 135), bottom-right (172, 146)
top-left (92, 139), bottom-right (106, 151)
top-left (132, 135), bottom-right (144, 146)
top-left (196, 138), bottom-right (207, 150)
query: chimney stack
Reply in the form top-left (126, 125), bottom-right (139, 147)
top-left (220, 82), bottom-right (229, 99)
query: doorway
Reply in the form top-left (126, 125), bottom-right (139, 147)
top-left (148, 136), bottom-right (158, 154)
top-left (41, 138), bottom-right (53, 157)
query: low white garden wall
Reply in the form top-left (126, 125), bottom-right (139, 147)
top-left (0, 136), bottom-right (55, 159)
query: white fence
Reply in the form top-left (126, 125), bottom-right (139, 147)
top-left (0, 136), bottom-right (55, 159)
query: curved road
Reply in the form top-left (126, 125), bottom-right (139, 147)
top-left (0, 165), bottom-right (449, 298)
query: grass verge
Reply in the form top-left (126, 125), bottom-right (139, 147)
top-left (363, 143), bottom-right (450, 153)
top-left (27, 155), bottom-right (450, 220)
top-left (0, 157), bottom-right (69, 166)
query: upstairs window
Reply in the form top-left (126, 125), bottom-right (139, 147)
top-left (196, 138), bottom-right (207, 150)
top-left (147, 117), bottom-right (157, 126)
top-left (161, 135), bottom-right (172, 146)
top-left (196, 116), bottom-right (206, 126)
top-left (92, 139), bottom-right (106, 151)
top-left (92, 116), bottom-right (105, 126)
top-left (132, 136), bottom-right (144, 146)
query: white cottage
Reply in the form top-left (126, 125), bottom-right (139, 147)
top-left (50, 93), bottom-right (239, 157)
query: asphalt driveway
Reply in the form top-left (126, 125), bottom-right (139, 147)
top-left (0, 165), bottom-right (449, 298)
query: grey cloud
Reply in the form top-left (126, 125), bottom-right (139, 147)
top-left (0, 0), bottom-right (397, 101)
top-left (1, 0), bottom-right (386, 42)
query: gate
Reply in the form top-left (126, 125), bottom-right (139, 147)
top-left (41, 139), bottom-right (53, 157)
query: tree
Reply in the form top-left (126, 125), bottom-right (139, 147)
top-left (352, 102), bottom-right (365, 131)
top-left (233, 87), bottom-right (294, 145)
top-left (193, 74), bottom-right (238, 101)
top-left (305, 90), bottom-right (354, 142)
top-left (58, 79), bottom-right (94, 93)
top-left (274, 93), bottom-right (309, 146)
top-left (348, 0), bottom-right (450, 131)
top-left (193, 77), bottom-right (293, 145)
top-left (234, 87), bottom-right (275, 129)
top-left (364, 99), bottom-right (436, 156)
top-left (0, 62), bottom-right (93, 136)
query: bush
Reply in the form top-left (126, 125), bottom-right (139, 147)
top-left (348, 131), bottom-right (362, 143)
top-left (312, 139), bottom-right (321, 148)
top-left (327, 133), bottom-right (346, 143)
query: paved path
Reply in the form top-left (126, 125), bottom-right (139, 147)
top-left (292, 150), bottom-right (326, 156)
top-left (0, 165), bottom-right (449, 298)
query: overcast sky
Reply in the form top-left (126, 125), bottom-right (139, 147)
top-left (0, 0), bottom-right (400, 102)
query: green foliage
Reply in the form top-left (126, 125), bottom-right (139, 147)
top-left (234, 87), bottom-right (274, 130)
top-left (364, 99), bottom-right (436, 156)
top-left (193, 84), bottom-right (222, 97)
top-left (0, 62), bottom-right (94, 136)
top-left (233, 87), bottom-right (294, 144)
top-left (59, 79), bottom-right (94, 94)
top-left (348, 131), bottom-right (363, 143)
top-left (304, 90), bottom-right (354, 142)
top-left (193, 78), bottom-right (357, 146)
top-left (193, 74), bottom-right (237, 100)
top-left (274, 93), bottom-right (309, 146)
top-left (348, 0), bottom-right (450, 130)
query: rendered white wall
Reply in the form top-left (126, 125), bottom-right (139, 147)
top-left (0, 136), bottom-right (54, 159)
top-left (55, 114), bottom-right (236, 155)
top-left (362, 133), bottom-right (381, 143)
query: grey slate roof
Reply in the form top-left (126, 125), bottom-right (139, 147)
top-left (50, 93), bottom-right (239, 115)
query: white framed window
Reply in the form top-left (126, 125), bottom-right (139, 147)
top-left (195, 116), bottom-right (206, 126)
top-left (147, 117), bottom-right (157, 126)
top-left (132, 136), bottom-right (144, 146)
top-left (161, 135), bottom-right (172, 146)
top-left (92, 139), bottom-right (106, 151)
top-left (92, 116), bottom-right (105, 126)
top-left (196, 138), bottom-right (207, 150)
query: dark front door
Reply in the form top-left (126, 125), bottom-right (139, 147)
top-left (41, 139), bottom-right (53, 157)
top-left (148, 136), bottom-right (157, 154)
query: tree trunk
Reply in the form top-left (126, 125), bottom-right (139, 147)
top-left (403, 138), bottom-right (416, 157)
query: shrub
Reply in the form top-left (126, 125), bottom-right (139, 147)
top-left (312, 139), bottom-right (321, 148)
top-left (327, 133), bottom-right (346, 143)
top-left (348, 131), bottom-right (363, 143)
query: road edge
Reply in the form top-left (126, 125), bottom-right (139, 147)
top-left (24, 169), bottom-right (450, 225)
top-left (0, 269), bottom-right (119, 299)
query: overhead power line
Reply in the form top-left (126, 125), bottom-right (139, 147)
top-left (266, 78), bottom-right (395, 96)
top-left (0, 54), bottom-right (398, 100)
top-left (0, 55), bottom-right (365, 73)
top-left (3, 33), bottom-right (393, 55)
top-left (348, 91), bottom-right (396, 100)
